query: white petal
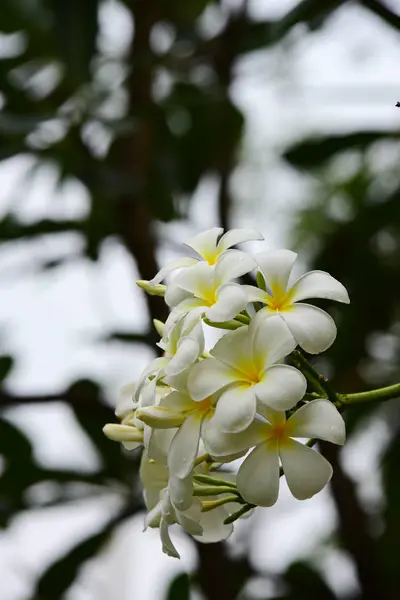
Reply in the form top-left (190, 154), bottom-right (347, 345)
top-left (140, 452), bottom-right (168, 504)
top-left (217, 228), bottom-right (263, 253)
top-left (176, 504), bottom-right (203, 536)
top-left (185, 227), bottom-right (223, 262)
top-left (122, 441), bottom-right (142, 451)
top-left (137, 406), bottom-right (185, 429)
top-left (115, 383), bottom-right (137, 418)
top-left (281, 303), bottom-right (337, 354)
top-left (210, 326), bottom-right (252, 373)
top-left (237, 440), bottom-right (280, 507)
top-left (241, 285), bottom-right (270, 303)
top-left (168, 412), bottom-right (203, 478)
top-left (195, 506), bottom-right (233, 543)
top-left (164, 283), bottom-right (194, 308)
top-left (214, 249), bottom-right (256, 286)
top-left (202, 415), bottom-right (268, 456)
top-left (280, 439), bottom-right (333, 500)
top-left (167, 299), bottom-right (206, 321)
top-left (255, 364), bottom-right (306, 411)
top-left (288, 400), bottom-right (346, 445)
top-left (159, 390), bottom-right (195, 412)
top-left (251, 312), bottom-right (297, 368)
top-left (213, 385), bottom-right (256, 433)
top-left (160, 518), bottom-right (180, 558)
top-left (290, 270), bottom-right (350, 304)
top-left (256, 249), bottom-right (297, 295)
top-left (144, 501), bottom-right (162, 528)
top-left (164, 336), bottom-right (201, 376)
top-left (206, 283), bottom-right (248, 322)
top-left (188, 358), bottom-right (239, 400)
top-left (135, 357), bottom-right (168, 401)
top-left (171, 261), bottom-right (214, 298)
top-left (146, 428), bottom-right (177, 464)
top-left (149, 257), bottom-right (198, 285)
top-left (140, 376), bottom-right (158, 408)
top-left (169, 474), bottom-right (193, 511)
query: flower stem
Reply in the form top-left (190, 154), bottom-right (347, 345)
top-left (235, 313), bottom-right (250, 324)
top-left (194, 453), bottom-right (210, 467)
top-left (337, 383), bottom-right (400, 407)
top-left (203, 317), bottom-right (243, 330)
top-left (194, 485), bottom-right (240, 497)
top-left (223, 503), bottom-right (254, 524)
top-left (201, 495), bottom-right (241, 512)
top-left (292, 350), bottom-right (338, 402)
top-left (193, 473), bottom-right (237, 489)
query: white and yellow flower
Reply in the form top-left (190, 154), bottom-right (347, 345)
top-left (188, 314), bottom-right (306, 433)
top-left (244, 249), bottom-right (350, 353)
top-left (149, 227), bottom-right (263, 285)
top-left (103, 383), bottom-right (144, 450)
top-left (206, 400), bottom-right (345, 507)
top-left (140, 451), bottom-right (233, 558)
top-left (164, 250), bottom-right (256, 325)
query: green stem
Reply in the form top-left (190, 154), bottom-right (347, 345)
top-left (293, 350), bottom-right (338, 402)
top-left (337, 383), bottom-right (400, 407)
top-left (223, 503), bottom-right (254, 524)
top-left (235, 313), bottom-right (250, 324)
top-left (201, 495), bottom-right (241, 512)
top-left (193, 473), bottom-right (237, 489)
top-left (203, 317), bottom-right (243, 330)
top-left (194, 453), bottom-right (210, 467)
top-left (193, 485), bottom-right (240, 497)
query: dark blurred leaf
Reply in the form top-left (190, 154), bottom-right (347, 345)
top-left (0, 417), bottom-right (33, 462)
top-left (50, 0), bottom-right (99, 86)
top-left (0, 356), bottom-right (14, 383)
top-left (166, 573), bottom-right (191, 600)
top-left (284, 131), bottom-right (400, 169)
top-left (283, 562), bottom-right (337, 600)
top-left (106, 331), bottom-right (154, 347)
top-left (275, 0), bottom-right (347, 36)
top-left (35, 526), bottom-right (111, 600)
top-left (380, 413), bottom-right (400, 580)
top-left (0, 215), bottom-right (84, 242)
top-left (361, 0), bottom-right (400, 31)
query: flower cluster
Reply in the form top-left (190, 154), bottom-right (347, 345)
top-left (103, 227), bottom-right (349, 557)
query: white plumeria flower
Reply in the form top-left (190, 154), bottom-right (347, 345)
top-left (165, 250), bottom-right (256, 324)
top-left (138, 370), bottom-right (237, 479)
top-left (158, 314), bottom-right (205, 377)
top-left (149, 227), bottom-right (263, 284)
top-left (188, 314), bottom-right (307, 433)
top-left (206, 400), bottom-right (345, 507)
top-left (244, 249), bottom-right (350, 354)
top-left (140, 452), bottom-right (233, 558)
top-left (135, 315), bottom-right (205, 403)
top-left (103, 383), bottom-right (144, 450)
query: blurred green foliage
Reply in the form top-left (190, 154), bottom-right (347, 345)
top-left (0, 0), bottom-right (400, 599)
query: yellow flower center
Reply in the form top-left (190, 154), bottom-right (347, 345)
top-left (266, 283), bottom-right (294, 312)
top-left (268, 421), bottom-right (290, 442)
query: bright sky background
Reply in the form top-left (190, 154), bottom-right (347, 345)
top-left (0, 0), bottom-right (399, 598)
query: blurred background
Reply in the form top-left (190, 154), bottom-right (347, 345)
top-left (0, 0), bottom-right (400, 598)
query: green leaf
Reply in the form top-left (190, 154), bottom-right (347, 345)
top-left (165, 573), bottom-right (191, 600)
top-left (284, 131), bottom-right (400, 169)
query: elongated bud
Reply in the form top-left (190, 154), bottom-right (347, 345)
top-left (256, 270), bottom-right (267, 291)
top-left (137, 280), bottom-right (166, 297)
top-left (153, 319), bottom-right (165, 337)
top-left (103, 423), bottom-right (144, 443)
top-left (136, 406), bottom-right (185, 429)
